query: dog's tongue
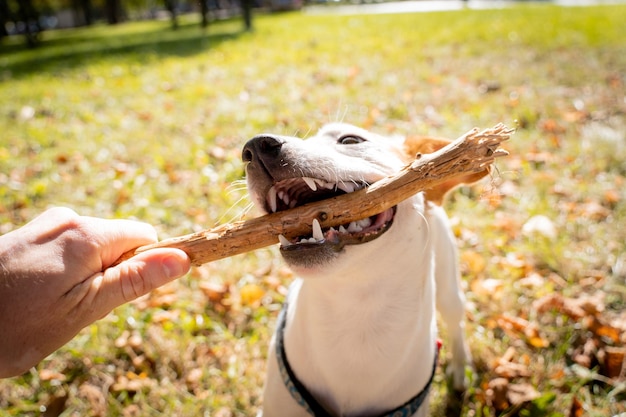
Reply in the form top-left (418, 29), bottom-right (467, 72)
top-left (369, 208), bottom-right (395, 230)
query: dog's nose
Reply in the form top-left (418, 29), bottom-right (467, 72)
top-left (242, 135), bottom-right (284, 163)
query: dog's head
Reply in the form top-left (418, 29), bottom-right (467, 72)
top-left (242, 123), bottom-right (489, 272)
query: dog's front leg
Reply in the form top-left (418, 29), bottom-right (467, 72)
top-left (428, 205), bottom-right (472, 392)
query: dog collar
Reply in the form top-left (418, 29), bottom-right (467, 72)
top-left (275, 300), bottom-right (439, 417)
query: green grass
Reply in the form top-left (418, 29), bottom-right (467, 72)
top-left (1, 4), bottom-right (626, 416)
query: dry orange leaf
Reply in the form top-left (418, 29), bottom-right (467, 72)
top-left (486, 378), bottom-right (509, 411)
top-left (240, 283), bottom-right (265, 306)
top-left (602, 346), bottom-right (626, 379)
top-left (507, 382), bottom-right (540, 405)
top-left (587, 316), bottom-right (621, 344)
top-left (604, 189), bottom-right (621, 205)
top-left (471, 278), bottom-right (503, 299)
top-left (461, 250), bottom-right (487, 275)
top-left (534, 293), bottom-right (586, 320)
top-left (497, 314), bottom-right (550, 348)
top-left (199, 281), bottom-right (229, 304)
top-left (38, 369), bottom-right (67, 382)
top-left (528, 336), bottom-right (550, 349)
top-left (570, 396), bottom-right (584, 417)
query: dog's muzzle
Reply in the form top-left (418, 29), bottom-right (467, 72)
top-left (242, 134), bottom-right (396, 268)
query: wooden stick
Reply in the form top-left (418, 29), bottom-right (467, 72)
top-left (114, 124), bottom-right (513, 266)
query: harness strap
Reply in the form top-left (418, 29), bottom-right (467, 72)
top-left (275, 300), bottom-right (439, 417)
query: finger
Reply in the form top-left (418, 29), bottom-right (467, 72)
top-left (79, 216), bottom-right (161, 268)
top-left (66, 248), bottom-right (191, 324)
top-left (94, 248), bottom-right (191, 316)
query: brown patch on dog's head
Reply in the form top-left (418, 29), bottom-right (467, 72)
top-left (403, 135), bottom-right (491, 205)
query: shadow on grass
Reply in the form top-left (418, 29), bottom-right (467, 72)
top-left (0, 18), bottom-right (246, 79)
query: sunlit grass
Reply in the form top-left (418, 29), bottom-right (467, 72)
top-left (1, 4), bottom-right (625, 416)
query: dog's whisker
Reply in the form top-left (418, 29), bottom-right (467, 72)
top-left (214, 194), bottom-right (253, 226)
top-left (225, 185), bottom-right (249, 196)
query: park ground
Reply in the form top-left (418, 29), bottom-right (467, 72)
top-left (1, 3), bottom-right (625, 416)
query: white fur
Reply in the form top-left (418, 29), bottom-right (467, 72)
top-left (250, 123), bottom-right (470, 417)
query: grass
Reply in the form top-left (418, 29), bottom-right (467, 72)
top-left (1, 4), bottom-right (626, 416)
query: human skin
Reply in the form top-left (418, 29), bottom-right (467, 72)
top-left (0, 207), bottom-right (191, 377)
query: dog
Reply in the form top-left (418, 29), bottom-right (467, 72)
top-left (242, 123), bottom-right (488, 417)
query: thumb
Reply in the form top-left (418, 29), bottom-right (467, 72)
top-left (96, 248), bottom-right (191, 312)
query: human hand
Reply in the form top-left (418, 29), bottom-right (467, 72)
top-left (0, 207), bottom-right (191, 377)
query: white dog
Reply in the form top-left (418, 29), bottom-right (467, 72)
top-left (242, 123), bottom-right (487, 417)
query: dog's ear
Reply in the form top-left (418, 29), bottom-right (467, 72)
top-left (403, 136), bottom-right (491, 205)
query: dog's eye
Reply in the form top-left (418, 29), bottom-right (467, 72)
top-left (338, 135), bottom-right (365, 145)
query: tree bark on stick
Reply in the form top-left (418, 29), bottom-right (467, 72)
top-left (115, 124), bottom-right (513, 266)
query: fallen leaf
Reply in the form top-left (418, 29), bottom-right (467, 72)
top-left (486, 378), bottom-right (509, 411)
top-left (522, 215), bottom-right (557, 240)
top-left (497, 314), bottom-right (550, 348)
top-left (572, 338), bottom-right (598, 369)
top-left (240, 284), bottom-right (265, 306)
top-left (579, 200), bottom-right (610, 220)
top-left (604, 189), bottom-right (621, 205)
top-left (587, 316), bottom-right (621, 344)
top-left (78, 383), bottom-right (106, 417)
top-left (471, 278), bottom-right (503, 297)
top-left (528, 335), bottom-right (550, 349)
top-left (199, 281), bottom-right (229, 304)
top-left (540, 118), bottom-right (566, 134)
top-left (494, 360), bottom-right (531, 378)
top-left (570, 396), bottom-right (583, 417)
top-left (186, 368), bottom-right (203, 385)
top-left (461, 250), bottom-right (487, 275)
top-left (507, 382), bottom-right (540, 405)
top-left (38, 369), bottom-right (67, 382)
top-left (534, 293), bottom-right (586, 320)
top-left (601, 346), bottom-right (626, 379)
top-left (112, 372), bottom-right (153, 393)
top-left (518, 272), bottom-right (546, 288)
top-left (129, 281), bottom-right (179, 310)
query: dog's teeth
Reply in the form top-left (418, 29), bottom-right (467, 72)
top-left (347, 221), bottom-right (362, 233)
top-left (303, 177), bottom-right (317, 191)
top-left (312, 219), bottom-right (324, 241)
top-left (278, 234), bottom-right (292, 247)
top-left (268, 186), bottom-right (278, 212)
top-left (357, 218), bottom-right (372, 228)
top-left (338, 182), bottom-right (356, 193)
top-left (339, 225), bottom-right (347, 234)
top-left (323, 181), bottom-right (335, 190)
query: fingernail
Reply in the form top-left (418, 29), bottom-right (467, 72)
top-left (162, 256), bottom-right (185, 279)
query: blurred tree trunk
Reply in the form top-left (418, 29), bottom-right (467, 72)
top-left (16, 0), bottom-right (40, 47)
top-left (199, 0), bottom-right (209, 28)
top-left (241, 0), bottom-right (252, 31)
top-left (0, 0), bottom-right (10, 39)
top-left (164, 0), bottom-right (178, 29)
top-left (105, 0), bottom-right (124, 25)
top-left (80, 0), bottom-right (94, 26)
top-left (71, 0), bottom-right (93, 26)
